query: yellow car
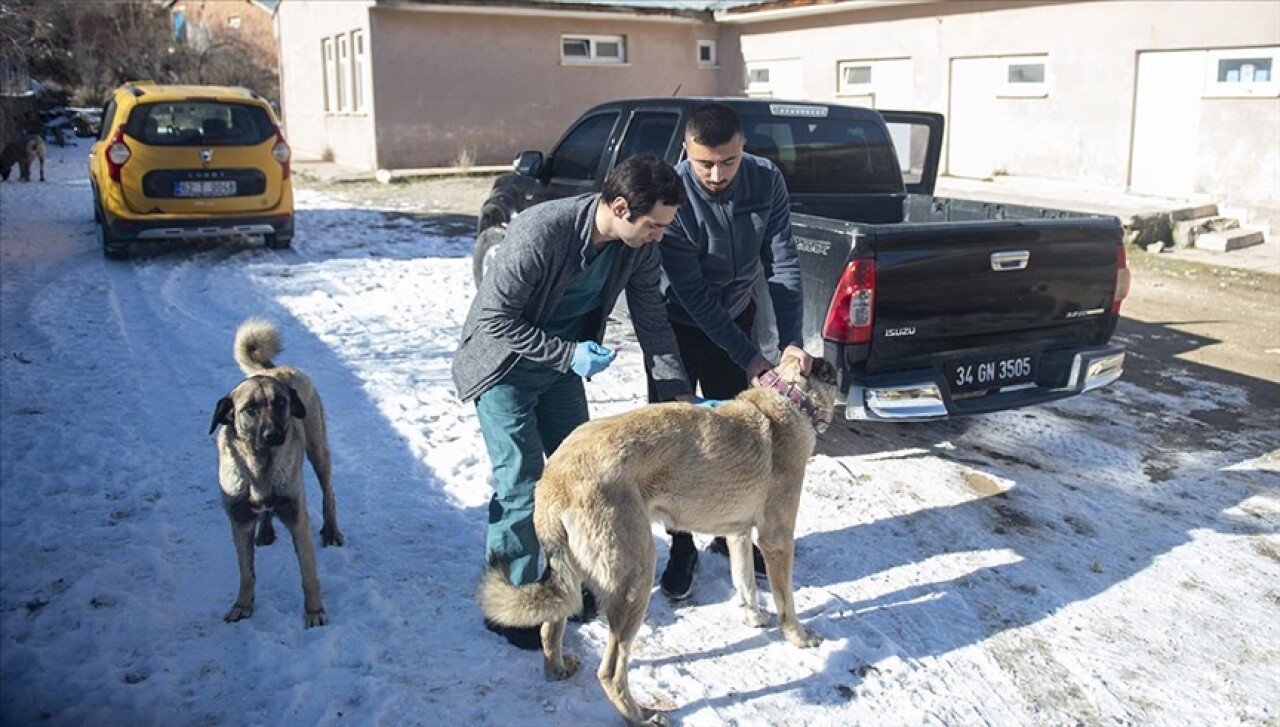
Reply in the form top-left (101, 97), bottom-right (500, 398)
top-left (88, 83), bottom-right (293, 260)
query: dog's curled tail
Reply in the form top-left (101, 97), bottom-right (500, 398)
top-left (233, 318), bottom-right (283, 375)
top-left (476, 551), bottom-right (582, 629)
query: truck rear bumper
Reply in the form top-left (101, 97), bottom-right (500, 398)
top-left (841, 345), bottom-right (1125, 421)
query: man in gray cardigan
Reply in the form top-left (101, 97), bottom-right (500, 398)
top-left (453, 155), bottom-right (693, 650)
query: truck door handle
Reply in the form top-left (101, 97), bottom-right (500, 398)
top-left (991, 250), bottom-right (1030, 271)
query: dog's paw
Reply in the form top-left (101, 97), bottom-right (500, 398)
top-left (640, 709), bottom-right (670, 726)
top-left (742, 607), bottom-right (770, 629)
top-left (321, 523), bottom-right (345, 547)
top-left (544, 652), bottom-right (580, 681)
top-left (783, 624), bottom-right (823, 648)
top-left (224, 603), bottom-right (253, 622)
top-left (304, 608), bottom-right (329, 628)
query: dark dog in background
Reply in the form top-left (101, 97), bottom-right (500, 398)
top-left (209, 319), bottom-right (344, 627)
top-left (0, 135), bottom-right (47, 182)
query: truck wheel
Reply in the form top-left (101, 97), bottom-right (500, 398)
top-left (97, 213), bottom-right (129, 261)
top-left (265, 233), bottom-right (292, 250)
top-left (473, 225), bottom-right (506, 287)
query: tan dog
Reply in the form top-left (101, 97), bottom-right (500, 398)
top-left (209, 319), bottom-right (344, 628)
top-left (478, 356), bottom-right (838, 726)
top-left (0, 135), bottom-right (46, 182)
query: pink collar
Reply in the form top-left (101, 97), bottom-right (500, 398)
top-left (754, 370), bottom-right (823, 428)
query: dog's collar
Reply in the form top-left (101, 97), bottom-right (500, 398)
top-left (754, 370), bottom-right (823, 428)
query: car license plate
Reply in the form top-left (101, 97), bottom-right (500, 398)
top-left (947, 355), bottom-right (1036, 393)
top-left (174, 180), bottom-right (236, 197)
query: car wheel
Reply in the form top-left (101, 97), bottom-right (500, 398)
top-left (97, 212), bottom-right (129, 261)
top-left (473, 225), bottom-right (506, 287)
top-left (265, 233), bottom-right (292, 250)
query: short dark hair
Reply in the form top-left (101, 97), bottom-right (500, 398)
top-left (685, 102), bottom-right (742, 148)
top-left (601, 154), bottom-right (685, 220)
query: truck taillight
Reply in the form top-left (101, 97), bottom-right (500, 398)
top-left (106, 129), bottom-right (130, 182)
top-left (272, 129), bottom-right (291, 180)
top-left (1113, 244), bottom-right (1130, 314)
top-left (822, 258), bottom-right (876, 344)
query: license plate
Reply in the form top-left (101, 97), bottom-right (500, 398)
top-left (947, 355), bottom-right (1036, 393)
top-left (174, 180), bottom-right (236, 197)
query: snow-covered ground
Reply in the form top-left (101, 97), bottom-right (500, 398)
top-left (2, 143), bottom-right (1278, 726)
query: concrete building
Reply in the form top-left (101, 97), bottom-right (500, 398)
top-left (275, 0), bottom-right (1279, 232)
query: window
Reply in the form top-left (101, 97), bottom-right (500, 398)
top-left (740, 115), bottom-right (902, 195)
top-left (322, 38), bottom-right (336, 112)
top-left (546, 112), bottom-right (619, 181)
top-left (616, 111), bottom-right (679, 162)
top-left (561, 35), bottom-right (626, 64)
top-left (998, 55), bottom-right (1049, 98)
top-left (840, 64), bottom-right (872, 88)
top-left (746, 65), bottom-right (772, 96)
top-left (336, 34), bottom-right (350, 111)
top-left (352, 30), bottom-right (367, 113)
top-left (698, 40), bottom-right (717, 68)
top-left (1205, 47), bottom-right (1280, 98)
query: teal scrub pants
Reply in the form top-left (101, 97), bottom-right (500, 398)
top-left (474, 361), bottom-right (588, 586)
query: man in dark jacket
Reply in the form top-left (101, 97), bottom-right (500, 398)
top-left (453, 154), bottom-right (693, 650)
top-left (647, 102), bottom-right (812, 600)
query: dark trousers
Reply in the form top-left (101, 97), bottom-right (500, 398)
top-left (645, 301), bottom-right (755, 403)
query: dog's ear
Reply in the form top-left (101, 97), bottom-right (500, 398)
top-left (288, 386), bottom-right (307, 420)
top-left (210, 396), bottom-right (235, 434)
top-left (810, 358), bottom-right (837, 385)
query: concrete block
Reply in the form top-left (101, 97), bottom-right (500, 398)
top-left (1195, 227), bottom-right (1266, 252)
top-left (1172, 216), bottom-right (1239, 248)
top-left (1168, 203), bottom-right (1219, 222)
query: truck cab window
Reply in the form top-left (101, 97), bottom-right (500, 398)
top-left (545, 112), bottom-right (618, 181)
top-left (616, 111), bottom-right (679, 162)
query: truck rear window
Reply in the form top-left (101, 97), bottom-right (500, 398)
top-left (741, 116), bottom-right (902, 195)
top-left (125, 101), bottom-right (276, 147)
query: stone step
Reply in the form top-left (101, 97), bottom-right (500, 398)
top-left (1168, 203), bottom-right (1220, 222)
top-left (1194, 226), bottom-right (1267, 252)
top-left (1172, 215), bottom-right (1239, 249)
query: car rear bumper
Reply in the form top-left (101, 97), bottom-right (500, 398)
top-left (839, 345), bottom-right (1125, 421)
top-left (106, 212), bottom-right (293, 242)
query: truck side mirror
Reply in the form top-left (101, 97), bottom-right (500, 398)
top-left (513, 150), bottom-right (544, 178)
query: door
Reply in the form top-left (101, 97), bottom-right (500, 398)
top-left (880, 110), bottom-right (944, 196)
top-left (1129, 50), bottom-right (1202, 197)
top-left (947, 57), bottom-right (1000, 179)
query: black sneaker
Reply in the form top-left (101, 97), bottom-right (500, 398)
top-left (483, 618), bottom-right (541, 651)
top-left (570, 587), bottom-right (597, 623)
top-left (709, 536), bottom-right (768, 579)
top-left (660, 532), bottom-right (699, 600)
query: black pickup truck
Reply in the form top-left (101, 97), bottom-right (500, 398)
top-left (472, 97), bottom-right (1129, 421)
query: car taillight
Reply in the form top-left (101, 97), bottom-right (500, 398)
top-left (106, 129), bottom-right (130, 182)
top-left (822, 258), bottom-right (876, 344)
top-left (272, 130), bottom-right (291, 180)
top-left (1113, 243), bottom-right (1130, 314)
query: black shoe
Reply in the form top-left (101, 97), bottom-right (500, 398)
top-left (483, 618), bottom-right (541, 651)
top-left (709, 536), bottom-right (768, 579)
top-left (570, 587), bottom-right (597, 623)
top-left (660, 531), bottom-right (699, 600)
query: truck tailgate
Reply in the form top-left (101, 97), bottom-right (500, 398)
top-left (794, 214), bottom-right (1122, 368)
top-left (868, 218), bottom-right (1121, 370)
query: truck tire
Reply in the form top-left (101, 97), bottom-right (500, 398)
top-left (473, 225), bottom-right (506, 287)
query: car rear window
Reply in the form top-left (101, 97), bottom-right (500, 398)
top-left (125, 101), bottom-right (276, 146)
top-left (740, 115), bottom-right (903, 195)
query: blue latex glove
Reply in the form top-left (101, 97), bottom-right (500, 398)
top-left (692, 397), bottom-right (726, 408)
top-left (570, 341), bottom-right (616, 379)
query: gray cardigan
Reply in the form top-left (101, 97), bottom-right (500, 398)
top-left (453, 193), bottom-right (692, 403)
